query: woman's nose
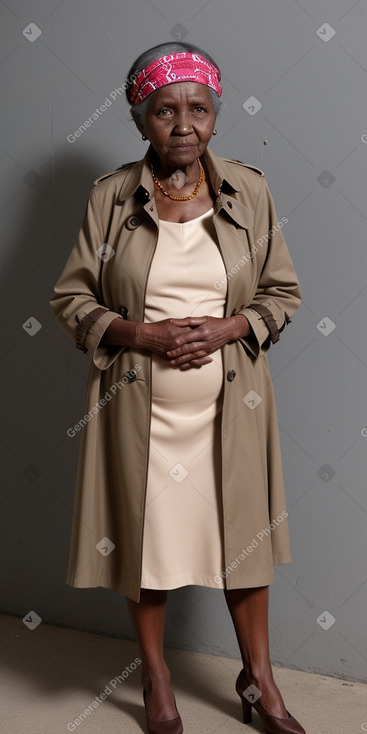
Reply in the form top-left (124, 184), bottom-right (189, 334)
top-left (173, 113), bottom-right (192, 134)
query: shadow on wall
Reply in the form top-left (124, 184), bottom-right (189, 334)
top-left (0, 152), bottom-right (136, 632)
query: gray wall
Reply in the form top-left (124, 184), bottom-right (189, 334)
top-left (1, 0), bottom-right (366, 684)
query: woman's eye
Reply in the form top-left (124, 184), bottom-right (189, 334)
top-left (156, 106), bottom-right (206, 116)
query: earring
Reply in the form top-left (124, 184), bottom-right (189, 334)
top-left (212, 129), bottom-right (217, 136)
top-left (141, 134), bottom-right (147, 141)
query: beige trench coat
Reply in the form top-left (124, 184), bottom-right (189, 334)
top-left (50, 146), bottom-right (301, 602)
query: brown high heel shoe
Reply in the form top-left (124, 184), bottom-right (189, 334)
top-left (235, 669), bottom-right (306, 734)
top-left (143, 689), bottom-right (183, 734)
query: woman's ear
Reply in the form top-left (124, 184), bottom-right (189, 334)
top-left (133, 118), bottom-right (147, 141)
top-left (131, 110), bottom-right (144, 137)
top-left (135, 121), bottom-right (145, 137)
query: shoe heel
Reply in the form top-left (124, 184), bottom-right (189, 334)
top-left (240, 695), bottom-right (252, 724)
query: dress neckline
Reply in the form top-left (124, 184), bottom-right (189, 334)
top-left (159, 207), bottom-right (214, 225)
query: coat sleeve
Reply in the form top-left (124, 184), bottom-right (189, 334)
top-left (238, 176), bottom-right (301, 358)
top-left (49, 186), bottom-right (124, 370)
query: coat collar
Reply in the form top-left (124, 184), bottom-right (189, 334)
top-left (111, 145), bottom-right (257, 229)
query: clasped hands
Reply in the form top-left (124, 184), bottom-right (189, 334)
top-left (136, 314), bottom-right (251, 371)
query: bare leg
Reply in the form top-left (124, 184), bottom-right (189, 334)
top-left (126, 588), bottom-right (178, 721)
top-left (224, 586), bottom-right (288, 718)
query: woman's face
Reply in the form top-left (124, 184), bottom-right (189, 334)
top-left (139, 81), bottom-right (216, 172)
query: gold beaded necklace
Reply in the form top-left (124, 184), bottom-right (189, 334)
top-left (151, 159), bottom-right (205, 201)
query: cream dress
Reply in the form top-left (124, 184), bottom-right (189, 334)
top-left (141, 208), bottom-right (228, 590)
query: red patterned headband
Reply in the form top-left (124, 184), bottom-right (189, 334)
top-left (129, 52), bottom-right (222, 105)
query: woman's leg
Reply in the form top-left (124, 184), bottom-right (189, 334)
top-left (126, 588), bottom-right (178, 720)
top-left (224, 586), bottom-right (288, 718)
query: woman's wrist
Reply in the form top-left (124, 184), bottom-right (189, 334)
top-left (100, 316), bottom-right (140, 348)
top-left (229, 314), bottom-right (251, 340)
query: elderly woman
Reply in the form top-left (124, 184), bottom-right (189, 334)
top-left (50, 42), bottom-right (304, 734)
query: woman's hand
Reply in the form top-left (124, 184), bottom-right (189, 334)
top-left (136, 318), bottom-right (212, 367)
top-left (101, 314), bottom-right (251, 370)
top-left (165, 314), bottom-right (251, 370)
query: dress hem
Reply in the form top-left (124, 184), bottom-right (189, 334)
top-left (141, 572), bottom-right (225, 590)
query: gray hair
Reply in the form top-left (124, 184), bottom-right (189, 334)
top-left (125, 42), bottom-right (223, 126)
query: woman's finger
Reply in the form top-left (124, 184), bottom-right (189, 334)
top-left (168, 341), bottom-right (207, 359)
top-left (169, 348), bottom-right (210, 366)
top-left (169, 316), bottom-right (210, 327)
top-left (177, 356), bottom-right (213, 370)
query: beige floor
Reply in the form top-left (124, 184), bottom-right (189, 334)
top-left (0, 612), bottom-right (366, 734)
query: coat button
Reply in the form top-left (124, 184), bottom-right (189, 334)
top-left (125, 369), bottom-right (137, 382)
top-left (126, 216), bottom-right (140, 230)
top-left (119, 305), bottom-right (129, 319)
top-left (227, 370), bottom-right (236, 382)
top-left (227, 200), bottom-right (233, 209)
